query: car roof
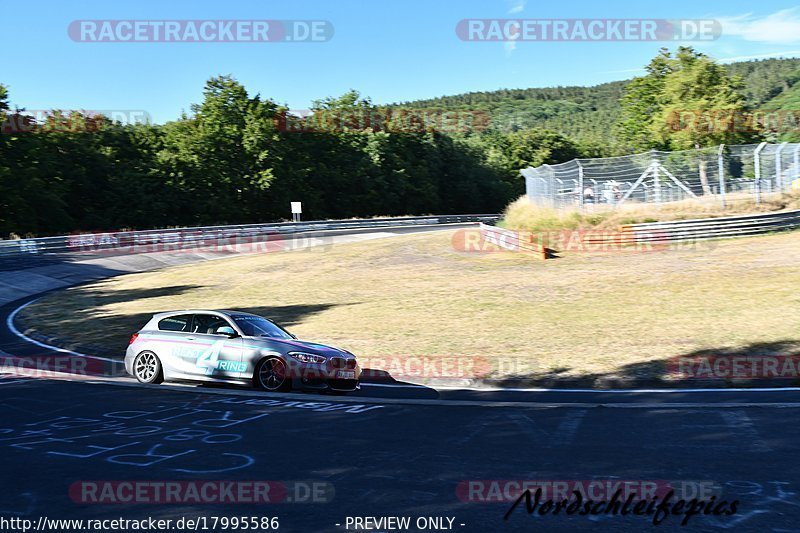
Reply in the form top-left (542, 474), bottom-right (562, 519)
top-left (152, 309), bottom-right (263, 319)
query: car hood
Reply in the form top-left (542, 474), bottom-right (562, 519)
top-left (252, 337), bottom-right (351, 358)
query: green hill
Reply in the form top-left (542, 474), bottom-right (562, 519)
top-left (396, 57), bottom-right (800, 153)
top-left (768, 83), bottom-right (800, 109)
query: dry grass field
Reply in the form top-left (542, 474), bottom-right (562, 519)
top-left (502, 190), bottom-right (800, 232)
top-left (18, 227), bottom-right (800, 387)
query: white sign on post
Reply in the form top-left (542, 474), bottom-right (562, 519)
top-left (290, 202), bottom-right (302, 222)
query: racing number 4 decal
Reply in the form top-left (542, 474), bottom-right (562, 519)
top-left (195, 340), bottom-right (226, 375)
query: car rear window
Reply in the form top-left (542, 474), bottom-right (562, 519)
top-left (157, 315), bottom-right (192, 332)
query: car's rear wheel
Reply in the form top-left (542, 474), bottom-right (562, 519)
top-left (133, 351), bottom-right (163, 384)
top-left (254, 357), bottom-right (291, 392)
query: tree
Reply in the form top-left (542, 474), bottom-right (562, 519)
top-left (617, 47), bottom-right (751, 195)
top-left (618, 48), bottom-right (749, 150)
top-left (505, 129), bottom-right (580, 169)
top-left (157, 76), bottom-right (281, 224)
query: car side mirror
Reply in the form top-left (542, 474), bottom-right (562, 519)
top-left (216, 326), bottom-right (239, 338)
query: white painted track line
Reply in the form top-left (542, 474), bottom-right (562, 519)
top-left (6, 299), bottom-right (121, 364)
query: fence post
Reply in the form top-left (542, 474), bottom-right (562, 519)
top-left (776, 141), bottom-right (788, 191)
top-left (717, 144), bottom-right (726, 209)
top-left (754, 142), bottom-right (767, 205)
top-left (522, 168), bottom-right (533, 201)
top-left (554, 178), bottom-right (564, 209)
top-left (794, 144), bottom-right (800, 182)
top-left (539, 164), bottom-right (554, 209)
top-left (577, 161), bottom-right (585, 211)
top-left (651, 151), bottom-right (661, 206)
top-left (537, 177), bottom-right (547, 207)
top-left (547, 165), bottom-right (555, 208)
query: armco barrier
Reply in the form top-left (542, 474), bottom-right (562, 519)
top-left (0, 214), bottom-right (500, 261)
top-left (479, 209), bottom-right (800, 255)
top-left (619, 209), bottom-right (800, 244)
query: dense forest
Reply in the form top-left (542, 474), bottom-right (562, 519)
top-left (0, 82), bottom-right (533, 236)
top-left (399, 56), bottom-right (800, 152)
top-left (1, 48), bottom-right (799, 236)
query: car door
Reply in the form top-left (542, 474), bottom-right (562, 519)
top-left (184, 314), bottom-right (245, 380)
top-left (153, 313), bottom-right (196, 378)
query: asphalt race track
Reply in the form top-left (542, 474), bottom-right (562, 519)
top-left (1, 376), bottom-right (799, 532)
top-left (1, 224), bottom-right (800, 532)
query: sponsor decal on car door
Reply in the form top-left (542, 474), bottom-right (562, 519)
top-left (181, 315), bottom-right (245, 379)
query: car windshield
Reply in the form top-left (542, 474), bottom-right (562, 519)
top-left (230, 315), bottom-right (294, 339)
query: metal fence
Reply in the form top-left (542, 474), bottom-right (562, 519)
top-left (521, 142), bottom-right (800, 210)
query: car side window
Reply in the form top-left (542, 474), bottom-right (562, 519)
top-left (192, 314), bottom-right (234, 335)
top-left (157, 314), bottom-right (192, 332)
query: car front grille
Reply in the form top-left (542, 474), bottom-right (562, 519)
top-left (330, 356), bottom-right (357, 370)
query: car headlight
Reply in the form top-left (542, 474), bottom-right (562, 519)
top-left (288, 352), bottom-right (327, 364)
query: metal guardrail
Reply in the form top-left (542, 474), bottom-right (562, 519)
top-left (619, 209), bottom-right (800, 243)
top-left (0, 214), bottom-right (500, 259)
top-left (479, 210), bottom-right (800, 255)
top-left (4, 208), bottom-right (790, 263)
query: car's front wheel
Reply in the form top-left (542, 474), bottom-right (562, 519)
top-left (254, 357), bottom-right (291, 392)
top-left (133, 351), bottom-right (164, 384)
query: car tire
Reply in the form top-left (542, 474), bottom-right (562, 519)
top-left (133, 351), bottom-right (164, 384)
top-left (254, 357), bottom-right (291, 392)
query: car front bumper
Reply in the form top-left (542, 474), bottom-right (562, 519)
top-left (288, 363), bottom-right (361, 392)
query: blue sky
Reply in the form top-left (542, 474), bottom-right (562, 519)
top-left (3, 0), bottom-right (800, 123)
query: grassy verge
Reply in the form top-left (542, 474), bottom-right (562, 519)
top-left (502, 190), bottom-right (800, 232)
top-left (17, 229), bottom-right (800, 388)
